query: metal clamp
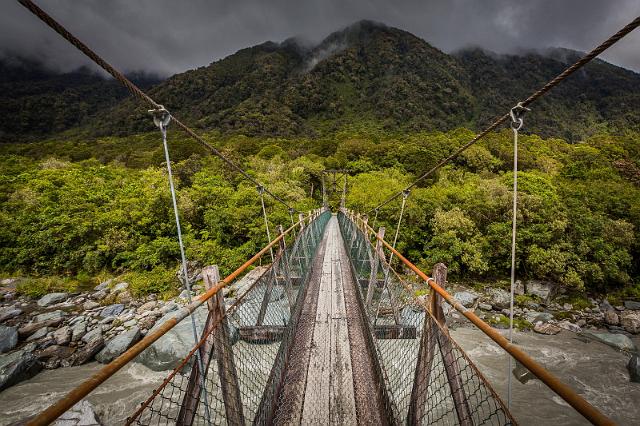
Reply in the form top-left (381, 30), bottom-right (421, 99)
top-left (256, 185), bottom-right (265, 195)
top-left (509, 102), bottom-right (530, 131)
top-left (149, 105), bottom-right (171, 129)
top-left (402, 190), bottom-right (411, 199)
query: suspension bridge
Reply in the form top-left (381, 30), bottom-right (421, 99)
top-left (13, 0), bottom-right (640, 425)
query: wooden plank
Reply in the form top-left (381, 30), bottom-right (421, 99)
top-left (373, 324), bottom-right (417, 339)
top-left (302, 218), bottom-right (359, 424)
top-left (238, 325), bottom-right (285, 343)
top-left (302, 230), bottom-right (332, 421)
top-left (330, 249), bottom-right (357, 424)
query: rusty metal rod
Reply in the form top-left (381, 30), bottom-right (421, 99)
top-left (26, 215), bottom-right (313, 426)
top-left (353, 214), bottom-right (614, 426)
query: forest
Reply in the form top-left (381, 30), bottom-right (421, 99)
top-left (1, 126), bottom-right (638, 302)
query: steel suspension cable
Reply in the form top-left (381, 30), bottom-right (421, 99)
top-left (154, 111), bottom-right (213, 425)
top-left (366, 15), bottom-right (640, 214)
top-left (258, 187), bottom-right (275, 263)
top-left (506, 103), bottom-right (528, 410)
top-left (17, 0), bottom-right (298, 214)
top-left (374, 190), bottom-right (410, 322)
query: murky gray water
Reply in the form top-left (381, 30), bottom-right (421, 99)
top-left (450, 327), bottom-right (640, 425)
top-left (0, 328), bottom-right (638, 425)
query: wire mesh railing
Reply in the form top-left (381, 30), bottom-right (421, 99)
top-left (126, 210), bottom-right (331, 425)
top-left (337, 210), bottom-right (515, 426)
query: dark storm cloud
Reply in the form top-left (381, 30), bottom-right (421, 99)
top-left (2, 0), bottom-right (639, 76)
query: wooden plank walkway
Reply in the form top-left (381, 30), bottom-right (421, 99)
top-left (274, 215), bottom-right (385, 425)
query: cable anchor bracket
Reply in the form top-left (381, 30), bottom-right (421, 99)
top-left (149, 105), bottom-right (171, 130)
top-left (509, 102), bottom-right (530, 131)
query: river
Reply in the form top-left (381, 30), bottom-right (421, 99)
top-left (0, 328), bottom-right (638, 425)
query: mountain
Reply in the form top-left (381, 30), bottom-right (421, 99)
top-left (0, 56), bottom-right (162, 142)
top-left (4, 21), bottom-right (640, 141)
top-left (455, 47), bottom-right (640, 141)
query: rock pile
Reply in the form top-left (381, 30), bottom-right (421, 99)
top-left (0, 280), bottom-right (178, 390)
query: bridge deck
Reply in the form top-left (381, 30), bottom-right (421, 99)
top-left (274, 215), bottom-right (385, 425)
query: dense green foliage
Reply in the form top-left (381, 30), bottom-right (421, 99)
top-left (0, 56), bottom-right (161, 142)
top-left (1, 127), bottom-right (638, 298)
top-left (2, 21), bottom-right (639, 298)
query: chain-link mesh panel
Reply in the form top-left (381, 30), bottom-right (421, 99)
top-left (127, 211), bottom-right (331, 425)
top-left (337, 211), bottom-right (515, 426)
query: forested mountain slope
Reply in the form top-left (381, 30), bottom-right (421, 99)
top-left (2, 20), bottom-right (639, 142)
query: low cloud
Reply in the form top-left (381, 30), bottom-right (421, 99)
top-left (2, 0), bottom-right (639, 76)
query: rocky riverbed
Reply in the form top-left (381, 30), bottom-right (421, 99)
top-left (1, 274), bottom-right (639, 424)
top-left (0, 267), bottom-right (267, 398)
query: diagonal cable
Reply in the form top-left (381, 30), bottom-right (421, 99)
top-left (17, 0), bottom-right (299, 213)
top-left (367, 15), bottom-right (640, 214)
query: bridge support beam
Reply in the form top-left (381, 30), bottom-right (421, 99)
top-left (177, 266), bottom-right (244, 426)
top-left (408, 263), bottom-right (472, 426)
top-left (366, 227), bottom-right (385, 307)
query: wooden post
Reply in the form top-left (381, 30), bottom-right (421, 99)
top-left (366, 227), bottom-right (385, 307)
top-left (208, 267), bottom-right (245, 426)
top-left (178, 266), bottom-right (244, 426)
top-left (298, 213), bottom-right (305, 231)
top-left (431, 264), bottom-right (473, 426)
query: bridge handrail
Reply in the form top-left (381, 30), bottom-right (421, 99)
top-left (27, 209), bottom-right (325, 426)
top-left (345, 209), bottom-right (614, 426)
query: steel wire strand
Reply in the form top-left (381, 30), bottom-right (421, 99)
top-left (17, 0), bottom-right (299, 214)
top-left (367, 15), bottom-right (640, 214)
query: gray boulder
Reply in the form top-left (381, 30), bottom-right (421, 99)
top-left (136, 301), bottom-right (157, 314)
top-left (524, 312), bottom-right (554, 324)
top-left (624, 301), bottom-right (640, 310)
top-left (94, 279), bottom-right (112, 291)
top-left (604, 310), bottom-right (619, 326)
top-left (55, 400), bottom-right (101, 425)
top-left (83, 301), bottom-right (100, 310)
top-left (628, 354), bottom-right (640, 383)
top-left (112, 282), bottom-right (129, 293)
top-left (601, 299), bottom-right (615, 312)
top-left (581, 331), bottom-right (637, 352)
top-left (136, 307), bottom-right (208, 371)
top-left (225, 266), bottom-right (268, 299)
top-left (0, 326), bottom-right (18, 353)
top-left (81, 327), bottom-right (103, 344)
top-left (35, 310), bottom-right (66, 325)
top-left (91, 290), bottom-right (107, 301)
top-left (68, 336), bottom-right (103, 366)
top-left (71, 321), bottom-right (87, 342)
top-left (37, 344), bottom-right (75, 361)
top-left (453, 291), bottom-right (478, 308)
top-left (620, 311), bottom-right (640, 334)
top-left (0, 351), bottom-right (42, 391)
top-left (557, 320), bottom-right (581, 333)
top-left (53, 326), bottom-right (72, 346)
top-left (159, 302), bottom-right (178, 315)
top-left (100, 304), bottom-right (124, 318)
top-left (96, 327), bottom-right (141, 363)
top-left (26, 326), bottom-right (50, 342)
top-left (37, 292), bottom-right (69, 307)
top-left (525, 280), bottom-right (556, 300)
top-left (533, 322), bottom-right (561, 335)
top-left (478, 303), bottom-right (493, 311)
top-left (487, 288), bottom-right (511, 310)
top-left (0, 307), bottom-right (22, 323)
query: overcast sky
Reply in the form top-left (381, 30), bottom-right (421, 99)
top-left (2, 0), bottom-right (639, 76)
